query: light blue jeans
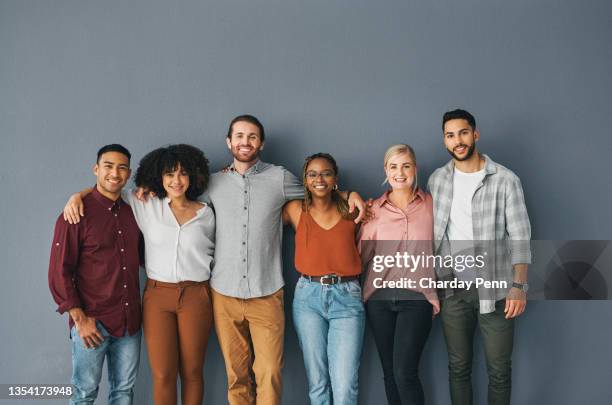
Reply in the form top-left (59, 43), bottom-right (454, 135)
top-left (293, 277), bottom-right (366, 405)
top-left (70, 321), bottom-right (141, 405)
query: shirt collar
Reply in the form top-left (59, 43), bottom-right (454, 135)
top-left (91, 185), bottom-right (124, 210)
top-left (229, 159), bottom-right (266, 176)
top-left (443, 153), bottom-right (497, 177)
top-left (376, 187), bottom-right (425, 208)
top-left (163, 196), bottom-right (207, 219)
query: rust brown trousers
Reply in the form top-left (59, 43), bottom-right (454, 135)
top-left (143, 279), bottom-right (213, 405)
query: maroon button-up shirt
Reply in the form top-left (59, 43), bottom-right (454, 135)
top-left (48, 187), bottom-right (143, 337)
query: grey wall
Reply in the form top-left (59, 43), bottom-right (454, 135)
top-left (1, 0), bottom-right (611, 404)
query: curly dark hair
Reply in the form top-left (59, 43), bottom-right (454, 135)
top-left (135, 144), bottom-right (209, 200)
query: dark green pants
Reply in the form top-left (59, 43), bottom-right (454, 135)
top-left (441, 289), bottom-right (514, 405)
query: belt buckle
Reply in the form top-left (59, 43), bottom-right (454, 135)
top-left (320, 274), bottom-right (339, 285)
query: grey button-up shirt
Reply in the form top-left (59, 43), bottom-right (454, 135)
top-left (201, 160), bottom-right (303, 298)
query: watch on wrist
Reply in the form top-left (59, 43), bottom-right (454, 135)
top-left (512, 282), bottom-right (529, 292)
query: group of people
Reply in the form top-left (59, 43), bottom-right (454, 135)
top-left (49, 109), bottom-right (531, 405)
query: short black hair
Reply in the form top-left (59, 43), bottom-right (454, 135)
top-left (442, 109), bottom-right (476, 131)
top-left (135, 144), bottom-right (210, 201)
top-left (97, 144), bottom-right (131, 163)
top-left (227, 114), bottom-right (265, 142)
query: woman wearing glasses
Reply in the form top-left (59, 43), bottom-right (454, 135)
top-left (283, 153), bottom-right (364, 405)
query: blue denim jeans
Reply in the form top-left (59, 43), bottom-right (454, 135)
top-left (70, 321), bottom-right (141, 405)
top-left (292, 277), bottom-right (366, 405)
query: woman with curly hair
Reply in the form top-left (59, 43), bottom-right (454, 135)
top-left (63, 144), bottom-right (215, 405)
top-left (282, 153), bottom-right (365, 405)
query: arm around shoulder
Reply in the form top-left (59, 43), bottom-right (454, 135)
top-left (63, 187), bottom-right (93, 224)
top-left (282, 199), bottom-right (302, 229)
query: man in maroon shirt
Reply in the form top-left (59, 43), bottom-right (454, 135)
top-left (48, 144), bottom-right (143, 405)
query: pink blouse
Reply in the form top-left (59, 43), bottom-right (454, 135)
top-left (358, 188), bottom-right (438, 304)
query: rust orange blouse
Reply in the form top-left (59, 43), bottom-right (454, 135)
top-left (294, 209), bottom-right (362, 277)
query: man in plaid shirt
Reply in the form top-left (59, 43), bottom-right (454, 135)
top-left (427, 109), bottom-right (531, 405)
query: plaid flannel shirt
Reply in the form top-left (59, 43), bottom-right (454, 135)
top-left (427, 154), bottom-right (532, 313)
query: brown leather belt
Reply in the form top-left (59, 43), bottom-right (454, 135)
top-left (300, 274), bottom-right (360, 285)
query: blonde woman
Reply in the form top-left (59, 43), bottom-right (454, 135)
top-left (358, 144), bottom-right (439, 405)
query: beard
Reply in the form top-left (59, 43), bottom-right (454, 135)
top-left (447, 142), bottom-right (476, 161)
top-left (231, 146), bottom-right (260, 163)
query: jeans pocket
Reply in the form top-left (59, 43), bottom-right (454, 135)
top-left (346, 280), bottom-right (363, 298)
top-left (96, 321), bottom-right (110, 338)
top-left (294, 279), bottom-right (313, 302)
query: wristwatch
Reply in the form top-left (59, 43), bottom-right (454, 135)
top-left (512, 282), bottom-right (529, 292)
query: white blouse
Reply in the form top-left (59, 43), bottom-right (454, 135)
top-left (122, 190), bottom-right (215, 283)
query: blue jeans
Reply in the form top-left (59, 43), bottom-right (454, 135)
top-left (293, 277), bottom-right (366, 405)
top-left (70, 321), bottom-right (141, 405)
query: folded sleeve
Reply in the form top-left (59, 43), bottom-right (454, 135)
top-left (48, 215), bottom-right (82, 314)
top-left (505, 176), bottom-right (532, 265)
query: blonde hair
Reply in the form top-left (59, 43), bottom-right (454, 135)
top-left (382, 144), bottom-right (418, 191)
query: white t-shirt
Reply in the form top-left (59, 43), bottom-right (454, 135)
top-left (447, 168), bottom-right (485, 281)
top-left (122, 189), bottom-right (215, 283)
top-left (447, 167), bottom-right (486, 241)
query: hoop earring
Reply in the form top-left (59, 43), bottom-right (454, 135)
top-left (333, 184), bottom-right (338, 191)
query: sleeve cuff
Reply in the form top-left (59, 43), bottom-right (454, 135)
top-left (56, 299), bottom-right (81, 315)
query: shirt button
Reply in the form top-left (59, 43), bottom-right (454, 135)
top-left (123, 266), bottom-right (127, 270)
top-left (120, 248), bottom-right (124, 252)
top-left (243, 275), bottom-right (246, 278)
top-left (242, 242), bottom-right (245, 245)
top-left (108, 208), bottom-right (111, 211)
top-left (118, 230), bottom-right (122, 234)
top-left (243, 206), bottom-right (247, 210)
top-left (114, 214), bottom-right (117, 217)
top-left (243, 259), bottom-right (246, 262)
top-left (125, 302), bottom-right (129, 306)
top-left (244, 190), bottom-right (247, 194)
top-left (243, 224), bottom-right (246, 228)
top-left (123, 284), bottom-right (127, 288)
top-left (55, 242), bottom-right (60, 246)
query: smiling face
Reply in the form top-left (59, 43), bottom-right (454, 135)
top-left (93, 151), bottom-right (131, 199)
top-left (385, 152), bottom-right (416, 191)
top-left (443, 118), bottom-right (479, 161)
top-left (305, 157), bottom-right (337, 199)
top-left (226, 120), bottom-right (264, 163)
top-left (162, 164), bottom-right (190, 200)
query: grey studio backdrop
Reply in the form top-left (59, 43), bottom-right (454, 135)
top-left (1, 0), bottom-right (611, 404)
